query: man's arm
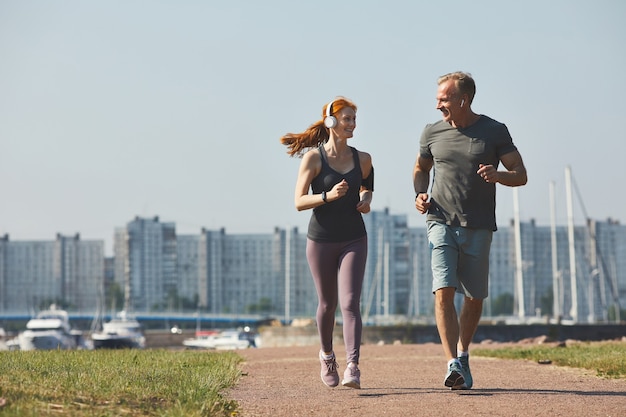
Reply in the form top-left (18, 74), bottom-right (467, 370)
top-left (413, 154), bottom-right (433, 214)
top-left (413, 154), bottom-right (433, 194)
top-left (477, 150), bottom-right (527, 186)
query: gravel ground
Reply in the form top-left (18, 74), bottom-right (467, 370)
top-left (230, 343), bottom-right (626, 417)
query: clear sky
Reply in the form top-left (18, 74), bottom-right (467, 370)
top-left (1, 0), bottom-right (625, 255)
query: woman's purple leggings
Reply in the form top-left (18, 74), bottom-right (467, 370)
top-left (306, 236), bottom-right (367, 365)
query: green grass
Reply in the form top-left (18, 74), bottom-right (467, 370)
top-left (3, 342), bottom-right (624, 415)
top-left (0, 349), bottom-right (243, 417)
top-left (474, 341), bottom-right (626, 379)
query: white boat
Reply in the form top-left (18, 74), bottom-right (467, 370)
top-left (91, 311), bottom-right (145, 349)
top-left (0, 328), bottom-right (7, 351)
top-left (18, 305), bottom-right (78, 351)
top-left (183, 329), bottom-right (254, 350)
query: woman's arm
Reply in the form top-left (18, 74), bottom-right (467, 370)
top-left (357, 151), bottom-right (373, 213)
top-left (294, 150), bottom-right (324, 211)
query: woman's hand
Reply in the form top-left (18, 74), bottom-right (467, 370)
top-left (356, 200), bottom-right (371, 213)
top-left (329, 179), bottom-right (349, 201)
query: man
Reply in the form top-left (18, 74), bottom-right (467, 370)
top-left (413, 71), bottom-right (527, 390)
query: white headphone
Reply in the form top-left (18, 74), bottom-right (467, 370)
top-left (324, 99), bottom-right (337, 128)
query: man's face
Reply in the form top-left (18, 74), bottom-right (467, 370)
top-left (436, 79), bottom-right (463, 124)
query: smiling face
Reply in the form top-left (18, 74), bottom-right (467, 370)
top-left (436, 79), bottom-right (464, 125)
top-left (331, 106), bottom-right (356, 139)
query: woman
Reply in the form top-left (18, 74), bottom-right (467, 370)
top-left (280, 97), bottom-right (374, 389)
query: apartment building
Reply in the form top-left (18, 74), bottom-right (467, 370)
top-left (0, 233), bottom-right (103, 313)
top-left (1, 213), bottom-right (624, 323)
top-left (113, 216), bottom-right (177, 312)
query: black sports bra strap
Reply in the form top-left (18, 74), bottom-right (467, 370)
top-left (318, 145), bottom-right (328, 165)
top-left (350, 147), bottom-right (362, 177)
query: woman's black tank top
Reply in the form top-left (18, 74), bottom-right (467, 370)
top-left (307, 146), bottom-right (367, 242)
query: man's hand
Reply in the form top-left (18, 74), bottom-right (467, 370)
top-left (415, 193), bottom-right (431, 214)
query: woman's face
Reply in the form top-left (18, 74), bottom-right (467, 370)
top-left (331, 106), bottom-right (356, 139)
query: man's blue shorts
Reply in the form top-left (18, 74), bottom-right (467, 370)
top-left (427, 221), bottom-right (493, 299)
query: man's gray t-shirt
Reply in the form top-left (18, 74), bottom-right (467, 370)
top-left (419, 115), bottom-right (518, 231)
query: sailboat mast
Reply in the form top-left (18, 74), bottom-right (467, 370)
top-left (513, 188), bottom-right (525, 319)
top-left (284, 228), bottom-right (291, 323)
top-left (565, 166), bottom-right (578, 322)
top-left (549, 181), bottom-right (560, 320)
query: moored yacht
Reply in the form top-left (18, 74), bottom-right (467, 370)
top-left (18, 305), bottom-right (78, 351)
top-left (91, 311), bottom-right (145, 349)
top-left (182, 328), bottom-right (258, 350)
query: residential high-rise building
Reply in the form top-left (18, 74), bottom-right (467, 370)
top-left (197, 228), bottom-right (224, 313)
top-left (196, 227), bottom-right (314, 318)
top-left (362, 209), bottom-right (412, 321)
top-left (53, 233), bottom-right (104, 312)
top-left (1, 212), bottom-right (624, 324)
top-left (113, 216), bottom-right (176, 312)
top-left (0, 233), bottom-right (103, 313)
top-left (272, 227), bottom-right (316, 320)
top-left (176, 235), bottom-right (200, 307)
top-left (408, 227), bottom-right (433, 317)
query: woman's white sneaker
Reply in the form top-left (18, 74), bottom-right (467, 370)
top-left (341, 363), bottom-right (361, 389)
top-left (319, 351), bottom-right (340, 387)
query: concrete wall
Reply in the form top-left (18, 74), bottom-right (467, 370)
top-left (256, 324), bottom-right (626, 348)
top-left (143, 323), bottom-right (626, 349)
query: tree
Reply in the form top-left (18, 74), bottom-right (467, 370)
top-left (37, 298), bottom-right (70, 311)
top-left (491, 292), bottom-right (514, 316)
top-left (607, 304), bottom-right (626, 322)
top-left (540, 289), bottom-right (553, 317)
top-left (106, 282), bottom-right (124, 312)
top-left (246, 297), bottom-right (274, 314)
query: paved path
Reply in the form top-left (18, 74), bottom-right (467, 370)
top-left (230, 343), bottom-right (626, 416)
